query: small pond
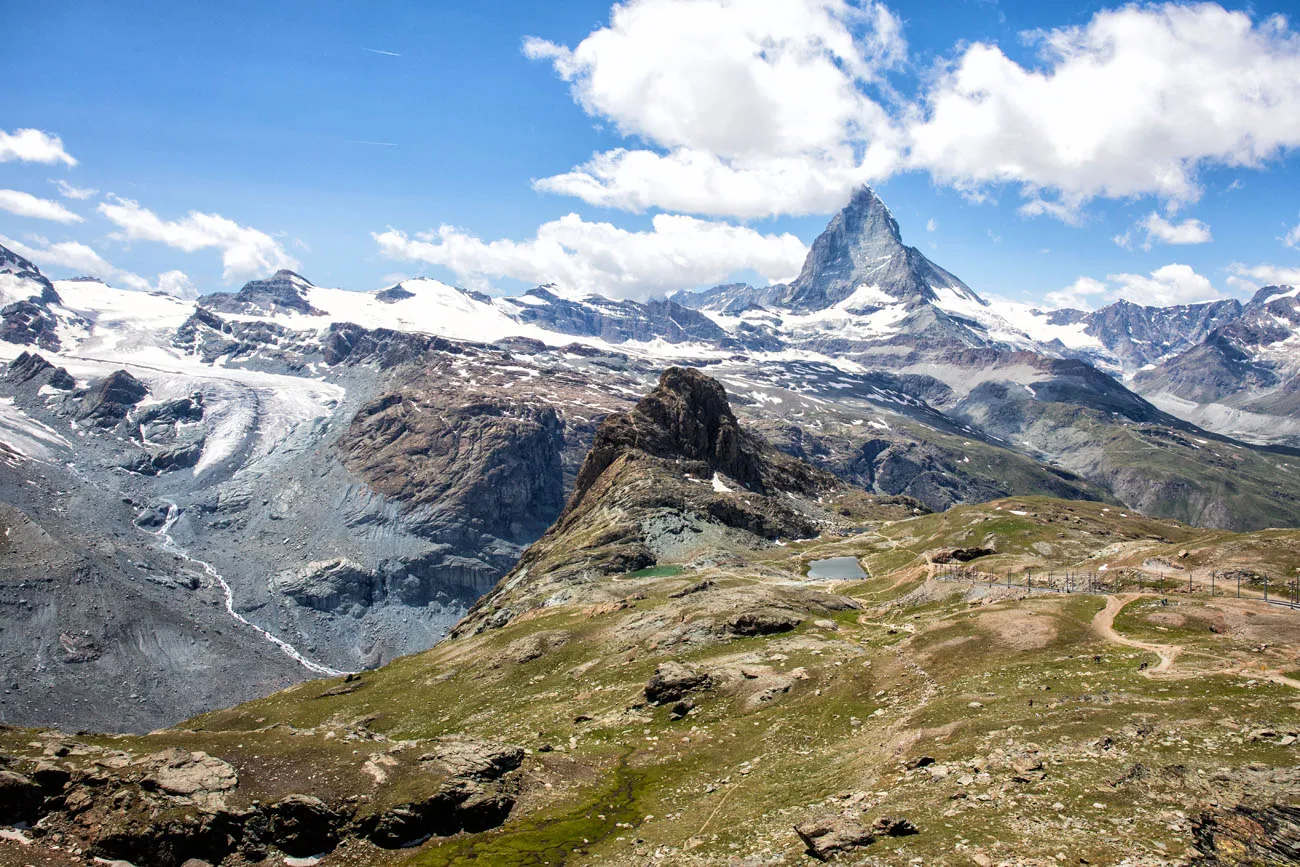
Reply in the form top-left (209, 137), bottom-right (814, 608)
top-left (806, 556), bottom-right (867, 580)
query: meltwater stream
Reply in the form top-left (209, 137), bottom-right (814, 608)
top-left (152, 504), bottom-right (347, 677)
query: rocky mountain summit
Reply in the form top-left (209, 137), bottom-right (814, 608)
top-left (453, 367), bottom-right (903, 636)
top-left (776, 186), bottom-right (981, 312)
top-left (199, 269), bottom-right (325, 317)
top-left (1132, 285), bottom-right (1300, 444)
top-left (1055, 297), bottom-right (1244, 370)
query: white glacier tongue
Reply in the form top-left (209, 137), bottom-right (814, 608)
top-left (0, 396), bottom-right (72, 461)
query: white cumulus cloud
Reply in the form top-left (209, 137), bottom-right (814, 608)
top-left (0, 234), bottom-right (192, 295)
top-left (374, 213), bottom-right (807, 299)
top-left (528, 3), bottom-right (1300, 222)
top-left (0, 129), bottom-right (76, 166)
top-left (1227, 262), bottom-right (1300, 292)
top-left (1043, 276), bottom-right (1109, 310)
top-left (97, 195), bottom-right (298, 281)
top-left (1048, 264), bottom-right (1225, 310)
top-left (1284, 213), bottom-right (1300, 249)
top-left (905, 4), bottom-right (1300, 218)
top-left (534, 148), bottom-right (896, 219)
top-left (1107, 264), bottom-right (1221, 306)
top-left (526, 0), bottom-right (906, 218)
top-left (1114, 212), bottom-right (1213, 250)
top-left (0, 190), bottom-right (84, 224)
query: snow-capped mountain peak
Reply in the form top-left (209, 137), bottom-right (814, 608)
top-left (778, 185), bottom-right (985, 313)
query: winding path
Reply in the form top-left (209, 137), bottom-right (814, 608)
top-left (1091, 593), bottom-right (1182, 674)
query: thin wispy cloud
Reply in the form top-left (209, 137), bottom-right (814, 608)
top-left (52, 179), bottom-right (98, 200)
top-left (364, 47), bottom-right (401, 57)
top-left (347, 140), bottom-right (399, 147)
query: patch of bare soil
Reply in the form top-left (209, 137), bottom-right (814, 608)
top-left (977, 609), bottom-right (1058, 650)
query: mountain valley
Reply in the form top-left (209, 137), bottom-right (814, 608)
top-left (0, 366), bottom-right (1295, 866)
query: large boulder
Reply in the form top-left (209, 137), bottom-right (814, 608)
top-left (264, 794), bottom-right (343, 857)
top-left (422, 737), bottom-right (524, 781)
top-left (0, 769), bottom-right (41, 825)
top-left (140, 749), bottom-right (238, 801)
top-left (644, 661), bottom-right (711, 705)
top-left (794, 815), bottom-right (876, 861)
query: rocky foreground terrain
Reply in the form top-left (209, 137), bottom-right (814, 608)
top-left (0, 369), bottom-right (1295, 866)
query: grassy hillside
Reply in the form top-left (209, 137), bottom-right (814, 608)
top-left (3, 498), bottom-right (1297, 866)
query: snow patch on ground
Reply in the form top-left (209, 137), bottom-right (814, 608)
top-left (0, 397), bottom-right (71, 460)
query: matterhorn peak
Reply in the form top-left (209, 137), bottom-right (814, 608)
top-left (776, 185), bottom-right (980, 313)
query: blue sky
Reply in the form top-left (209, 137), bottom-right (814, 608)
top-left (3, 0), bottom-right (1299, 307)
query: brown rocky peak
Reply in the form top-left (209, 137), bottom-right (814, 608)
top-left (570, 366), bottom-right (769, 504)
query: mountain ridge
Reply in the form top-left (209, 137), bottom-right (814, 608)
top-left (1, 184), bottom-right (1299, 730)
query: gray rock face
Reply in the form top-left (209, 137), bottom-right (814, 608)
top-left (76, 369), bottom-right (150, 427)
top-left (509, 286), bottom-right (732, 345)
top-left (1070, 297), bottom-right (1243, 369)
top-left (199, 270), bottom-right (324, 316)
top-left (0, 300), bottom-right (62, 351)
top-left (4, 351), bottom-right (74, 390)
top-left (776, 186), bottom-right (981, 312)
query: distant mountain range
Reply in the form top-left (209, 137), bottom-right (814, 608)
top-left (0, 185), bottom-right (1298, 731)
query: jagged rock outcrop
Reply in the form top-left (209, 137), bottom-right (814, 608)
top-left (776, 186), bottom-right (981, 312)
top-left (374, 283), bottom-right (415, 303)
top-left (75, 369), bottom-right (149, 427)
top-left (199, 270), bottom-right (324, 317)
top-left (4, 351), bottom-right (74, 390)
top-left (0, 300), bottom-right (61, 351)
top-left (452, 367), bottom-right (859, 635)
top-left (570, 365), bottom-right (822, 504)
top-left (1065, 297), bottom-right (1243, 369)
